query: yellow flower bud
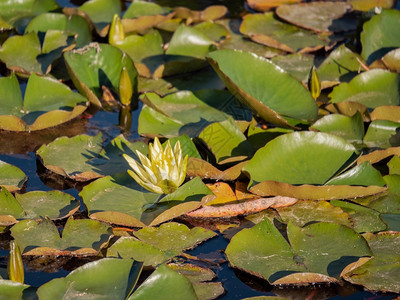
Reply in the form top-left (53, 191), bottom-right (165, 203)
top-left (7, 240), bottom-right (24, 284)
top-left (109, 14), bottom-right (125, 45)
top-left (308, 65), bottom-right (321, 100)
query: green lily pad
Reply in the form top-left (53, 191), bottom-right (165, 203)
top-left (167, 263), bottom-right (224, 300)
top-left (127, 264), bottom-right (197, 300)
top-left (10, 217), bottom-right (113, 255)
top-left (361, 9), bottom-right (400, 64)
top-left (78, 0), bottom-right (121, 36)
top-left (270, 53), bottom-right (314, 83)
top-left (80, 174), bottom-right (213, 227)
top-left (329, 69), bottom-right (400, 108)
top-left (0, 73), bottom-right (87, 131)
top-left (240, 12), bottom-right (329, 53)
top-left (218, 19), bottom-right (282, 58)
top-left (139, 89), bottom-right (251, 138)
top-left (0, 161), bottom-right (26, 192)
top-left (310, 113), bottom-right (364, 143)
top-left (37, 258), bottom-right (142, 299)
top-left (343, 232), bottom-right (400, 293)
top-left (0, 280), bottom-right (34, 300)
top-left (193, 21), bottom-right (229, 43)
top-left (276, 200), bottom-right (352, 228)
top-left (25, 13), bottom-right (91, 48)
top-left (107, 223), bottom-right (216, 266)
top-left (382, 48), bottom-right (400, 72)
top-left (331, 200), bottom-right (387, 233)
top-left (363, 120), bottom-right (400, 148)
top-left (198, 119), bottom-right (254, 164)
top-left (207, 49), bottom-right (318, 127)
top-left (0, 30), bottom-right (75, 76)
top-left (276, 2), bottom-right (355, 33)
top-left (0, 0), bottom-right (59, 26)
top-left (388, 155), bottom-right (400, 175)
top-left (64, 43), bottom-right (138, 107)
top-left (326, 161), bottom-right (386, 187)
top-left (36, 133), bottom-right (147, 181)
top-left (0, 188), bottom-right (79, 226)
top-left (317, 44), bottom-right (366, 88)
top-left (124, 0), bottom-right (172, 19)
top-left (243, 131), bottom-right (357, 187)
top-left (226, 218), bottom-right (371, 284)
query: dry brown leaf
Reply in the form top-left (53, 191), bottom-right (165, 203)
top-left (247, 0), bottom-right (301, 12)
top-left (186, 196), bottom-right (298, 218)
top-left (357, 147), bottom-right (400, 165)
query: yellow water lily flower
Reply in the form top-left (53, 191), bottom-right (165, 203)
top-left (123, 137), bottom-right (188, 194)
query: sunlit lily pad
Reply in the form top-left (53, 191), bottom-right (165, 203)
top-left (310, 113), bottom-right (364, 143)
top-left (10, 217), bottom-right (113, 255)
top-left (363, 120), bottom-right (400, 148)
top-left (64, 43), bottom-right (138, 107)
top-left (270, 53), bottom-right (314, 83)
top-left (243, 131), bottom-right (357, 187)
top-left (138, 89), bottom-right (252, 138)
top-left (382, 48), bottom-right (400, 72)
top-left (329, 69), bottom-right (400, 108)
top-left (342, 232), bottom-right (400, 293)
top-left (226, 218), bottom-right (371, 284)
top-left (207, 49), bottom-right (318, 127)
top-left (107, 222), bottom-right (216, 266)
top-left (331, 200), bottom-right (387, 233)
top-left (317, 44), bottom-right (366, 88)
top-left (167, 263), bottom-right (224, 300)
top-left (127, 264), bottom-right (197, 300)
top-left (0, 0), bottom-right (59, 27)
top-left (276, 2), bottom-right (355, 33)
top-left (0, 161), bottom-right (26, 192)
top-left (240, 13), bottom-right (329, 53)
top-left (0, 188), bottom-right (79, 226)
top-left (25, 13), bottom-right (91, 48)
top-left (80, 174), bottom-right (213, 227)
top-left (0, 31), bottom-right (75, 76)
top-left (246, 0), bottom-right (301, 12)
top-left (361, 9), bottom-right (400, 64)
top-left (173, 5), bottom-right (227, 24)
top-left (276, 200), bottom-right (352, 228)
top-left (78, 0), bottom-right (121, 36)
top-left (37, 258), bottom-right (142, 299)
top-left (0, 73), bottom-right (87, 131)
top-left (37, 133), bottom-right (147, 181)
top-left (0, 280), bottom-right (34, 300)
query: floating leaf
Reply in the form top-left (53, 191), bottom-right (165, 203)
top-left (0, 161), bottom-right (26, 192)
top-left (350, 0), bottom-right (396, 11)
top-left (0, 280), bottom-right (33, 300)
top-left (244, 131), bottom-right (357, 187)
top-left (78, 0), bottom-right (121, 36)
top-left (270, 53), bottom-right (314, 83)
top-left (81, 174), bottom-right (212, 227)
top-left (246, 0), bottom-right (301, 12)
top-left (37, 258), bottom-right (142, 299)
top-left (317, 44), bottom-right (366, 88)
top-left (25, 13), bottom-right (91, 48)
top-left (10, 218), bottom-right (113, 256)
top-left (226, 218), bottom-right (371, 284)
top-left (250, 181), bottom-right (386, 201)
top-left (326, 161), bottom-right (386, 187)
top-left (363, 120), bottom-right (400, 149)
top-left (276, 200), bottom-right (352, 228)
top-left (276, 2), bottom-right (355, 33)
top-left (64, 43), bottom-right (138, 107)
top-left (342, 232), bottom-right (400, 292)
top-left (240, 13), bottom-right (329, 53)
top-left (0, 189), bottom-right (79, 226)
top-left (331, 200), bottom-right (387, 233)
top-left (329, 69), bottom-right (400, 108)
top-left (0, 73), bottom-right (87, 131)
top-left (198, 119), bottom-right (253, 164)
top-left (127, 264), bottom-right (197, 300)
top-left (361, 9), bottom-right (400, 64)
top-left (370, 105), bottom-right (400, 123)
top-left (207, 49), bottom-right (318, 127)
top-left (310, 113), bottom-right (364, 143)
top-left (382, 48), bottom-right (400, 72)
